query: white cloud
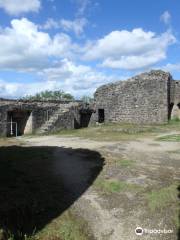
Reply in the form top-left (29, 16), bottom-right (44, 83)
top-left (41, 18), bottom-right (88, 36)
top-left (59, 18), bottom-right (88, 36)
top-left (0, 17), bottom-right (177, 99)
top-left (101, 54), bottom-right (166, 70)
top-left (83, 28), bottom-right (176, 70)
top-left (0, 0), bottom-right (41, 15)
top-left (160, 11), bottom-right (171, 25)
top-left (74, 0), bottom-right (91, 16)
top-left (0, 18), bottom-right (106, 98)
top-left (0, 59), bottom-right (120, 98)
top-left (0, 79), bottom-right (57, 98)
top-left (41, 18), bottom-right (59, 29)
top-left (39, 59), bottom-right (117, 96)
top-left (161, 63), bottom-right (180, 72)
top-left (1, 18), bottom-right (175, 73)
top-left (73, 0), bottom-right (99, 18)
top-left (0, 79), bottom-right (18, 98)
top-left (0, 18), bottom-right (77, 71)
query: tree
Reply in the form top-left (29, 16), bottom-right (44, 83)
top-left (23, 90), bottom-right (74, 101)
top-left (81, 95), bottom-right (94, 104)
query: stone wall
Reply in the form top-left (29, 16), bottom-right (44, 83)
top-left (0, 100), bottom-right (83, 137)
top-left (1, 70), bottom-right (179, 136)
top-left (171, 80), bottom-right (180, 119)
top-left (49, 105), bottom-right (81, 132)
top-left (37, 102), bottom-right (83, 134)
top-left (174, 81), bottom-right (180, 104)
top-left (91, 70), bottom-right (173, 124)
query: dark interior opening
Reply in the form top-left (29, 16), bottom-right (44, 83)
top-left (98, 109), bottom-right (105, 123)
top-left (80, 113), bottom-right (92, 128)
top-left (74, 118), bottom-right (81, 129)
top-left (177, 103), bottom-right (180, 109)
top-left (168, 103), bottom-right (174, 120)
top-left (7, 110), bottom-right (31, 137)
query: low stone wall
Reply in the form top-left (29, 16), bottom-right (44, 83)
top-left (49, 105), bottom-right (81, 132)
top-left (0, 100), bottom-right (83, 137)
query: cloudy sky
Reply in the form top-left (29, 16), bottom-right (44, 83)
top-left (0, 0), bottom-right (179, 99)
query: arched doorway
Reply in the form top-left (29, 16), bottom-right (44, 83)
top-left (168, 103), bottom-right (174, 120)
top-left (7, 110), bottom-right (31, 137)
top-left (170, 103), bottom-right (180, 120)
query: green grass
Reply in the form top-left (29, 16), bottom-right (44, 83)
top-left (117, 159), bottom-right (135, 168)
top-left (0, 231), bottom-right (36, 240)
top-left (53, 121), bottom-right (180, 142)
top-left (170, 117), bottom-right (180, 123)
top-left (35, 212), bottom-right (90, 240)
top-left (167, 118), bottom-right (180, 125)
top-left (4, 212), bottom-right (89, 240)
top-left (145, 184), bottom-right (178, 212)
top-left (15, 120), bottom-right (179, 142)
top-left (156, 134), bottom-right (180, 142)
top-left (95, 179), bottom-right (142, 193)
top-left (172, 214), bottom-right (180, 229)
top-left (55, 124), bottom-right (154, 141)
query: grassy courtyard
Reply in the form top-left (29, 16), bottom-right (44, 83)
top-left (0, 120), bottom-right (179, 240)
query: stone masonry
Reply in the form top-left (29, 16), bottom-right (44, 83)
top-left (0, 99), bottom-right (84, 137)
top-left (90, 70), bottom-right (180, 124)
top-left (171, 80), bottom-right (180, 119)
top-left (0, 70), bottom-right (179, 137)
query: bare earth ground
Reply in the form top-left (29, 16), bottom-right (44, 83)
top-left (23, 130), bottom-right (180, 240)
top-left (0, 124), bottom-right (180, 240)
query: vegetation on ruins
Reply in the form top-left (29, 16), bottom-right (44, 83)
top-left (23, 90), bottom-right (75, 101)
top-left (81, 96), bottom-right (94, 104)
top-left (22, 91), bottom-right (94, 103)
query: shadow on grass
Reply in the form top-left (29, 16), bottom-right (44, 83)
top-left (0, 146), bottom-right (105, 239)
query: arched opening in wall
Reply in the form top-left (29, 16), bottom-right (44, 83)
top-left (7, 110), bottom-right (32, 137)
top-left (177, 103), bottom-right (180, 119)
top-left (98, 109), bottom-right (105, 123)
top-left (168, 103), bottom-right (174, 120)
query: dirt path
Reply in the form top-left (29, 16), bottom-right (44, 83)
top-left (19, 135), bottom-right (180, 240)
top-left (22, 135), bottom-right (114, 149)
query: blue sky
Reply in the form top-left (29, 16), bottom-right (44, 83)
top-left (0, 0), bottom-right (180, 99)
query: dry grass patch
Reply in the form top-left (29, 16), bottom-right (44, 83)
top-left (145, 183), bottom-right (178, 212)
top-left (55, 121), bottom-right (180, 142)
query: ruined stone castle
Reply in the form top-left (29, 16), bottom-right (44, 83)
top-left (0, 70), bottom-right (179, 137)
top-left (91, 70), bottom-right (180, 124)
top-left (0, 100), bottom-right (92, 137)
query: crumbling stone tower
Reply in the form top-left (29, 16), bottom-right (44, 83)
top-left (91, 70), bottom-right (180, 124)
